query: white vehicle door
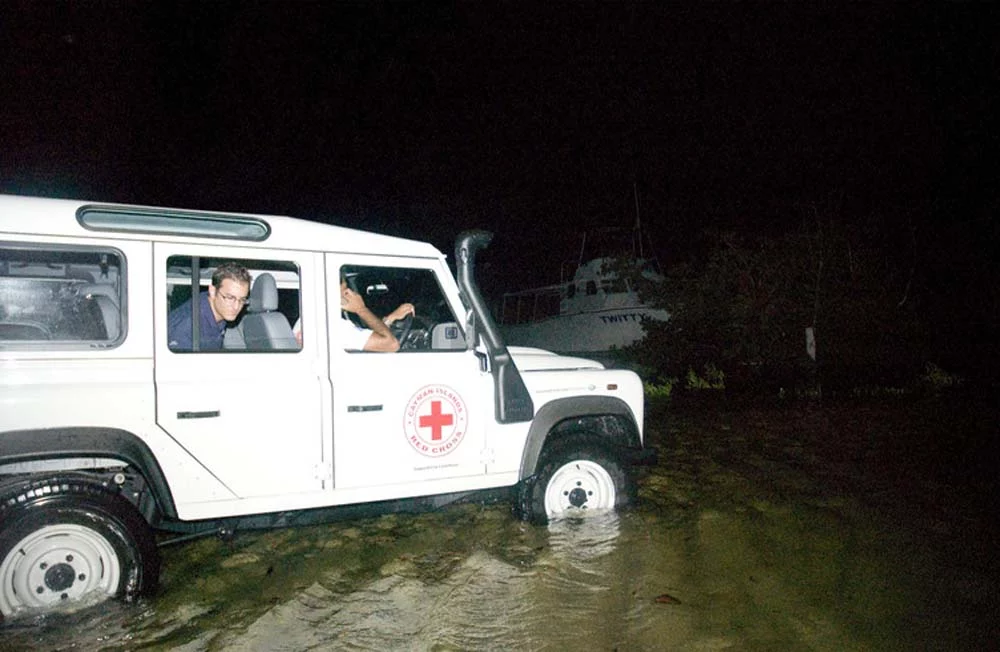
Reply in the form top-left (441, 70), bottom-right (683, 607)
top-left (154, 244), bottom-right (327, 499)
top-left (325, 256), bottom-right (493, 491)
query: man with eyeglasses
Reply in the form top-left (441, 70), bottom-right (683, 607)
top-left (168, 261), bottom-right (252, 351)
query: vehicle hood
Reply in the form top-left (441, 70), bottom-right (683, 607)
top-left (507, 346), bottom-right (606, 371)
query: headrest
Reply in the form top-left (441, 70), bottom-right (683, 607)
top-left (249, 273), bottom-right (279, 312)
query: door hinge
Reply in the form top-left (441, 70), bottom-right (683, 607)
top-left (314, 461), bottom-right (333, 483)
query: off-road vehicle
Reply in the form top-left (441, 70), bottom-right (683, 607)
top-left (0, 195), bottom-right (651, 620)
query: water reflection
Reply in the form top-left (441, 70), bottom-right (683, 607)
top-left (4, 419), bottom-right (997, 652)
top-left (169, 512), bottom-right (629, 651)
top-left (0, 504), bottom-right (919, 650)
top-left (544, 511), bottom-right (621, 561)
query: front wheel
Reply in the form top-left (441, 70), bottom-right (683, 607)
top-left (521, 440), bottom-right (632, 524)
top-left (0, 477), bottom-right (160, 621)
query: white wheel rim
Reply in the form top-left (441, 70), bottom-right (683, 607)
top-left (0, 524), bottom-right (121, 616)
top-left (543, 459), bottom-right (617, 517)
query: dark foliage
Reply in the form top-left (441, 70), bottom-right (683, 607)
top-left (625, 205), bottom-right (933, 395)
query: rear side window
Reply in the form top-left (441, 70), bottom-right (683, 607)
top-left (166, 255), bottom-right (301, 353)
top-left (0, 244), bottom-right (125, 347)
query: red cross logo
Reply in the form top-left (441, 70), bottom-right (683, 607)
top-left (403, 385), bottom-right (469, 458)
top-left (419, 400), bottom-right (454, 441)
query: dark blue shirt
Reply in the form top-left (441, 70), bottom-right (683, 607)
top-left (167, 292), bottom-right (227, 351)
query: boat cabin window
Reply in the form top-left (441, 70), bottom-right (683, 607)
top-left (603, 277), bottom-right (630, 294)
top-left (586, 280), bottom-right (598, 296)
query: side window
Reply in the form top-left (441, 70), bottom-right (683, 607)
top-left (166, 255), bottom-right (301, 352)
top-left (603, 277), bottom-right (628, 294)
top-left (0, 243), bottom-right (125, 347)
top-left (339, 265), bottom-right (465, 352)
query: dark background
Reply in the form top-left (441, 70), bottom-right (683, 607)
top-left (2, 1), bottom-right (997, 373)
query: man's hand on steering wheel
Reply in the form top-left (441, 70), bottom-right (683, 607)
top-left (390, 312), bottom-right (414, 348)
top-left (385, 303), bottom-right (415, 325)
top-left (385, 303), bottom-right (416, 349)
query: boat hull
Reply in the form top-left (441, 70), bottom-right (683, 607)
top-left (501, 307), bottom-right (668, 356)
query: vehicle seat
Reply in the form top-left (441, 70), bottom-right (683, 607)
top-left (80, 284), bottom-right (121, 340)
top-left (223, 317), bottom-right (246, 350)
top-left (241, 273), bottom-right (297, 350)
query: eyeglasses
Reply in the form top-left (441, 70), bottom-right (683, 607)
top-left (218, 292), bottom-right (250, 306)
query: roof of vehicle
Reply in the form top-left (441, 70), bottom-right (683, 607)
top-left (0, 194), bottom-right (443, 260)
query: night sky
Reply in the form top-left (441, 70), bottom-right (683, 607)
top-left (2, 2), bottom-right (997, 351)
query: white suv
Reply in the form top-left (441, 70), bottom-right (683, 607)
top-left (0, 195), bottom-right (651, 620)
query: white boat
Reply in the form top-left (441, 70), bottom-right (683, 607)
top-left (499, 225), bottom-right (669, 361)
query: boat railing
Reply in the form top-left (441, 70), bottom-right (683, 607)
top-left (500, 275), bottom-right (643, 325)
top-left (500, 282), bottom-right (566, 325)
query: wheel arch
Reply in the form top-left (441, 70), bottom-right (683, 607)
top-left (0, 427), bottom-right (177, 523)
top-left (518, 395), bottom-right (641, 481)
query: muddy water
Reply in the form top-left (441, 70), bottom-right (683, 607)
top-left (4, 396), bottom-right (998, 650)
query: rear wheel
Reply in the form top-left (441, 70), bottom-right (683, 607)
top-left (0, 477), bottom-right (160, 621)
top-left (522, 439), bottom-right (631, 523)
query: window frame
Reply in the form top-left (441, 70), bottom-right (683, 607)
top-left (165, 254), bottom-right (302, 354)
top-left (338, 263), bottom-right (465, 353)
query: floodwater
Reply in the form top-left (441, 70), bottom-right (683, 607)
top-left (4, 394), bottom-right (998, 650)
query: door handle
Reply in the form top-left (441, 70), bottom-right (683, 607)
top-left (347, 405), bottom-right (383, 413)
top-left (177, 410), bottom-right (221, 419)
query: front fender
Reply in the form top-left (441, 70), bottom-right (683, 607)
top-left (518, 396), bottom-right (641, 480)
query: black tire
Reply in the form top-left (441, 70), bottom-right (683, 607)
top-left (0, 476), bottom-right (160, 621)
top-left (520, 438), bottom-right (633, 524)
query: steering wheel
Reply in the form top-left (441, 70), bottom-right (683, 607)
top-left (390, 313), bottom-right (414, 349)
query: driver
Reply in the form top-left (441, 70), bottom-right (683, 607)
top-left (338, 278), bottom-right (414, 352)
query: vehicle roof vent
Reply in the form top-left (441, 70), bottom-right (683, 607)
top-left (77, 206), bottom-right (271, 241)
